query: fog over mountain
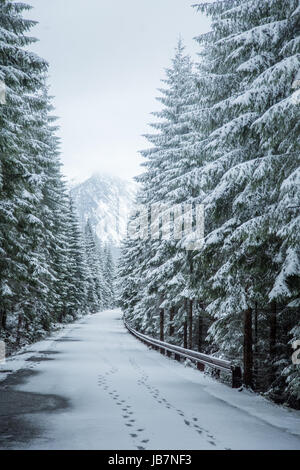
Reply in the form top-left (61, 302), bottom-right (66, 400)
top-left (70, 173), bottom-right (136, 255)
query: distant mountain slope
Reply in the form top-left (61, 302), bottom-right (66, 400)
top-left (70, 173), bottom-right (136, 249)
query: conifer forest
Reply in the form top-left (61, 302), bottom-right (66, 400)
top-left (0, 0), bottom-right (299, 453)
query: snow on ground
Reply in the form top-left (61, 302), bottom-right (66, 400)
top-left (0, 315), bottom-right (92, 383)
top-left (0, 309), bottom-right (299, 450)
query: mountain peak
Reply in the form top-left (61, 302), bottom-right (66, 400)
top-left (71, 173), bottom-right (136, 249)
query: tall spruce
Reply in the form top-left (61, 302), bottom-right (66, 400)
top-left (0, 1), bottom-right (100, 350)
top-left (119, 1), bottom-right (300, 407)
top-left (191, 0), bottom-right (299, 401)
top-left (119, 41), bottom-right (203, 342)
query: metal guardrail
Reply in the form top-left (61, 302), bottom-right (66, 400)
top-left (124, 319), bottom-right (242, 388)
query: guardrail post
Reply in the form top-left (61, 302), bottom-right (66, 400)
top-left (174, 353), bottom-right (181, 362)
top-left (232, 366), bottom-right (242, 388)
top-left (160, 309), bottom-right (165, 354)
top-left (197, 361), bottom-right (205, 371)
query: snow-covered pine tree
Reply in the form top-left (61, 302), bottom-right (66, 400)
top-left (103, 244), bottom-right (116, 308)
top-left (84, 221), bottom-right (104, 313)
top-left (118, 205), bottom-right (151, 331)
top-left (0, 1), bottom-right (54, 345)
top-left (0, 1), bottom-right (92, 349)
top-left (119, 1), bottom-right (299, 406)
top-left (94, 237), bottom-right (111, 309)
top-left (119, 41), bottom-right (205, 345)
top-left (63, 198), bottom-right (89, 317)
top-left (192, 0), bottom-right (299, 401)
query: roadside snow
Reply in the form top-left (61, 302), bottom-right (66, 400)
top-left (0, 315), bottom-right (92, 383)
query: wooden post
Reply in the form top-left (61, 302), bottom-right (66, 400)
top-left (243, 308), bottom-right (253, 387)
top-left (197, 361), bottom-right (205, 371)
top-left (188, 299), bottom-right (193, 350)
top-left (232, 366), bottom-right (242, 388)
top-left (183, 320), bottom-right (188, 349)
top-left (160, 309), bottom-right (164, 354)
top-left (174, 353), bottom-right (181, 362)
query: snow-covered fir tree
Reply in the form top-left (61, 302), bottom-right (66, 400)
top-left (0, 1), bottom-right (107, 351)
top-left (84, 221), bottom-right (104, 313)
top-left (191, 0), bottom-right (300, 403)
top-left (119, 1), bottom-right (299, 407)
top-left (119, 40), bottom-right (204, 343)
top-left (103, 244), bottom-right (116, 308)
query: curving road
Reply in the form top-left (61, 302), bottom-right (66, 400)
top-left (0, 310), bottom-right (299, 450)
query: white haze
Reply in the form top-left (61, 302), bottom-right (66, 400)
top-left (24, 0), bottom-right (210, 182)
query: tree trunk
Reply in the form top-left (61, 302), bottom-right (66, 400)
top-left (183, 320), bottom-right (187, 349)
top-left (198, 314), bottom-right (203, 352)
top-left (160, 309), bottom-right (164, 342)
top-left (253, 301), bottom-right (258, 389)
top-left (254, 302), bottom-right (258, 347)
top-left (243, 308), bottom-right (253, 387)
top-left (169, 307), bottom-right (175, 337)
top-left (270, 301), bottom-right (277, 358)
top-left (188, 299), bottom-right (193, 350)
top-left (269, 301), bottom-right (277, 383)
top-left (1, 309), bottom-right (7, 330)
top-left (16, 314), bottom-right (23, 346)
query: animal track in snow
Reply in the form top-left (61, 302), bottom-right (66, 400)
top-left (97, 366), bottom-right (150, 449)
top-left (129, 359), bottom-right (219, 448)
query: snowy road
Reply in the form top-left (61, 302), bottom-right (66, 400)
top-left (1, 310), bottom-right (300, 450)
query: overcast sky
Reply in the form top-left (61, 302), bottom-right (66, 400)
top-left (24, 1), bottom-right (210, 183)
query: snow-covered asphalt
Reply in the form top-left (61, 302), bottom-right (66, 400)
top-left (0, 309), bottom-right (299, 450)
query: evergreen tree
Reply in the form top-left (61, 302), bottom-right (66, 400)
top-left (191, 0), bottom-right (299, 400)
top-left (84, 221), bottom-right (103, 313)
top-left (119, 1), bottom-right (299, 407)
top-left (0, 1), bottom-right (93, 349)
top-left (119, 41), bottom-right (203, 342)
top-left (0, 1), bottom-right (57, 344)
top-left (103, 244), bottom-right (116, 308)
top-left (63, 198), bottom-right (89, 318)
